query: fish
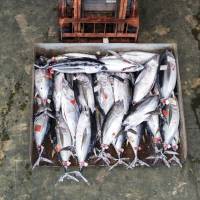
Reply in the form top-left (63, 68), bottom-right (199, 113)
top-left (53, 72), bottom-right (65, 115)
top-left (58, 109), bottom-right (92, 185)
top-left (162, 97), bottom-right (180, 150)
top-left (112, 73), bottom-right (133, 113)
top-left (55, 114), bottom-right (73, 168)
top-left (102, 101), bottom-right (125, 149)
top-left (75, 109), bottom-right (91, 170)
top-left (75, 74), bottom-right (95, 113)
top-left (132, 55), bottom-right (160, 104)
top-left (95, 72), bottom-right (114, 115)
top-left (34, 69), bottom-right (51, 106)
top-left (123, 95), bottom-right (159, 130)
top-left (50, 53), bottom-right (97, 63)
top-left (61, 79), bottom-right (80, 145)
top-left (95, 101), bottom-right (125, 166)
top-left (50, 57), bottom-right (106, 74)
top-left (119, 51), bottom-right (157, 65)
top-left (159, 96), bottom-right (181, 168)
top-left (32, 111), bottom-right (53, 169)
top-left (126, 125), bottom-right (149, 168)
top-left (160, 51), bottom-right (177, 100)
top-left (100, 55), bottom-right (144, 72)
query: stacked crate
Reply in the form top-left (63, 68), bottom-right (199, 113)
top-left (58, 0), bottom-right (139, 42)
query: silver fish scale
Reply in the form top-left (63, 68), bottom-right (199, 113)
top-left (76, 110), bottom-right (91, 165)
top-left (96, 72), bottom-right (114, 115)
top-left (53, 73), bottom-right (65, 113)
top-left (132, 55), bottom-right (159, 104)
top-left (100, 56), bottom-right (144, 72)
top-left (76, 74), bottom-right (95, 113)
top-left (61, 81), bottom-right (80, 145)
top-left (113, 73), bottom-right (132, 113)
top-left (102, 101), bottom-right (125, 146)
top-left (56, 114), bottom-right (72, 165)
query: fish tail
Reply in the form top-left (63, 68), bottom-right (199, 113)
top-left (32, 146), bottom-right (53, 169)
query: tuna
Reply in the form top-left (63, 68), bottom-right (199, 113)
top-left (132, 55), bottom-right (159, 104)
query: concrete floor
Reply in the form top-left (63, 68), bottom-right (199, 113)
top-left (0, 0), bottom-right (200, 199)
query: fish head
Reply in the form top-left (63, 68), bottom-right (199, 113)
top-left (96, 72), bottom-right (108, 83)
top-left (76, 74), bottom-right (89, 84)
top-left (55, 72), bottom-right (64, 83)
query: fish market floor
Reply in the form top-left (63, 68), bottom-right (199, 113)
top-left (0, 0), bottom-right (200, 199)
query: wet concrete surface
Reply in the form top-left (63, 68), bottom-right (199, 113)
top-left (0, 0), bottom-right (200, 199)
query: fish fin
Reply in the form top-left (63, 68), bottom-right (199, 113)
top-left (152, 82), bottom-right (161, 96)
top-left (127, 129), bottom-right (137, 135)
top-left (47, 112), bottom-right (55, 119)
top-left (109, 157), bottom-right (129, 171)
top-left (32, 146), bottom-right (53, 170)
top-left (110, 74), bottom-right (124, 82)
top-left (134, 71), bottom-right (144, 85)
top-left (164, 150), bottom-right (179, 155)
top-left (61, 146), bottom-right (75, 154)
top-left (81, 129), bottom-right (88, 149)
top-left (147, 108), bottom-right (160, 115)
top-left (114, 129), bottom-right (124, 141)
top-left (94, 85), bottom-right (101, 92)
top-left (171, 92), bottom-right (175, 99)
top-left (101, 66), bottom-right (108, 71)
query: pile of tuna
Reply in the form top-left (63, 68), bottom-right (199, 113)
top-left (33, 50), bottom-right (181, 184)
